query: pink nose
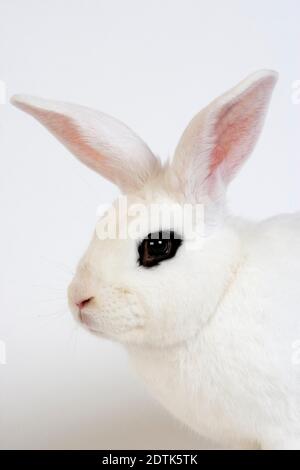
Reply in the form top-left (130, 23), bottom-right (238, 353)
top-left (75, 297), bottom-right (93, 310)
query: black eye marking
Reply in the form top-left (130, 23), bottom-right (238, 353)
top-left (138, 231), bottom-right (182, 268)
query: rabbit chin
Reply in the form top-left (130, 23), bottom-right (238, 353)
top-left (79, 308), bottom-right (147, 344)
top-left (78, 301), bottom-right (206, 348)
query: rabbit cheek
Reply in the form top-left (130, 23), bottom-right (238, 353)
top-left (91, 286), bottom-right (145, 340)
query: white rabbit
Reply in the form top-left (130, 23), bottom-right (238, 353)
top-left (12, 70), bottom-right (300, 449)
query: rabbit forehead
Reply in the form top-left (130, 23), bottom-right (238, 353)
top-left (95, 188), bottom-right (202, 244)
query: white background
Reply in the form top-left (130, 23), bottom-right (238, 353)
top-left (0, 0), bottom-right (299, 449)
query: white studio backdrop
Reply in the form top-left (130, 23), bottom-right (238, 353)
top-left (0, 0), bottom-right (299, 449)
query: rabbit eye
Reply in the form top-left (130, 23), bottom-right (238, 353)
top-left (138, 231), bottom-right (182, 268)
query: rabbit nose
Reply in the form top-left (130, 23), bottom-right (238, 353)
top-left (75, 297), bottom-right (93, 310)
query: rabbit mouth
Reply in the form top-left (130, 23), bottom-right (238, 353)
top-left (79, 311), bottom-right (101, 332)
top-left (78, 308), bottom-right (145, 340)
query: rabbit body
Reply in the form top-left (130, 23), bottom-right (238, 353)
top-left (13, 70), bottom-right (300, 449)
top-left (129, 213), bottom-right (300, 449)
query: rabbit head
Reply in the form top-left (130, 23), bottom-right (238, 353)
top-left (12, 70), bottom-right (277, 347)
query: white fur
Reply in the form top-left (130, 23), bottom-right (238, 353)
top-left (12, 71), bottom-right (300, 449)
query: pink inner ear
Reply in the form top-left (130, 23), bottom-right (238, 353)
top-left (210, 113), bottom-right (256, 178)
top-left (208, 82), bottom-right (271, 183)
top-left (34, 109), bottom-right (113, 179)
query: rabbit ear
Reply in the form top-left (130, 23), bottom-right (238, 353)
top-left (11, 95), bottom-right (159, 193)
top-left (170, 70), bottom-right (278, 201)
